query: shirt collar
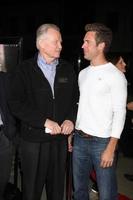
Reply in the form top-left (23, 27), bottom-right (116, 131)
top-left (37, 53), bottom-right (58, 71)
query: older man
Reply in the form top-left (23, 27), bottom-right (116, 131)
top-left (8, 24), bottom-right (78, 200)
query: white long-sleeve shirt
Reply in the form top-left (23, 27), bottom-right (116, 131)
top-left (75, 62), bottom-right (127, 138)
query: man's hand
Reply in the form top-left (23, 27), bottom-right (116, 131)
top-left (44, 119), bottom-right (61, 135)
top-left (68, 134), bottom-right (73, 152)
top-left (100, 137), bottom-right (118, 168)
top-left (127, 101), bottom-right (133, 111)
top-left (61, 120), bottom-right (74, 135)
top-left (100, 149), bottom-right (114, 168)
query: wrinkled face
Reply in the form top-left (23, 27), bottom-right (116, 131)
top-left (116, 56), bottom-right (126, 73)
top-left (39, 28), bottom-right (62, 61)
top-left (82, 31), bottom-right (102, 61)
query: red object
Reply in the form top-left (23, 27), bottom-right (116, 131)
top-left (118, 193), bottom-right (132, 200)
top-left (90, 169), bottom-right (97, 181)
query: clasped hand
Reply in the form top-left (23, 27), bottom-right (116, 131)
top-left (44, 119), bottom-right (74, 135)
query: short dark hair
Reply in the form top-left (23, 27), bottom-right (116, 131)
top-left (85, 23), bottom-right (112, 53)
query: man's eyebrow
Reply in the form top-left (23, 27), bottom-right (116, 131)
top-left (84, 39), bottom-right (95, 43)
top-left (84, 39), bottom-right (89, 42)
top-left (84, 39), bottom-right (91, 44)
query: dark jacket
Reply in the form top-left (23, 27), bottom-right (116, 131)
top-left (8, 56), bottom-right (78, 142)
top-left (0, 72), bottom-right (16, 140)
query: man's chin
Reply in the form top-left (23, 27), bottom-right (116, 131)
top-left (55, 54), bottom-right (60, 59)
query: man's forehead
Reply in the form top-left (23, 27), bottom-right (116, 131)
top-left (84, 31), bottom-right (96, 42)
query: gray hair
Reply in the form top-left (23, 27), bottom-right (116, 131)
top-left (36, 23), bottom-right (60, 49)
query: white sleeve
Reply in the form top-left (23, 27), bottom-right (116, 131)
top-left (109, 72), bottom-right (127, 138)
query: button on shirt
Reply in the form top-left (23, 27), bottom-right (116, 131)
top-left (37, 54), bottom-right (58, 96)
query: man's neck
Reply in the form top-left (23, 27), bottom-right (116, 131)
top-left (90, 55), bottom-right (108, 66)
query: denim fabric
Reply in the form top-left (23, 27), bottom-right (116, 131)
top-left (72, 132), bottom-right (118, 200)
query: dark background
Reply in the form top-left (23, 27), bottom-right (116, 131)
top-left (0, 0), bottom-right (133, 81)
top-left (0, 0), bottom-right (133, 156)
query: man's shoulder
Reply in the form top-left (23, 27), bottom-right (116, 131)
top-left (104, 63), bottom-right (127, 85)
top-left (15, 57), bottom-right (36, 71)
top-left (20, 57), bottom-right (35, 66)
top-left (79, 67), bottom-right (89, 76)
top-left (104, 63), bottom-right (125, 77)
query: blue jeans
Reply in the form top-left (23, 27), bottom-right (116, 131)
top-left (72, 131), bottom-right (118, 200)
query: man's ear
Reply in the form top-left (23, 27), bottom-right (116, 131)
top-left (98, 42), bottom-right (105, 51)
top-left (38, 38), bottom-right (46, 50)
